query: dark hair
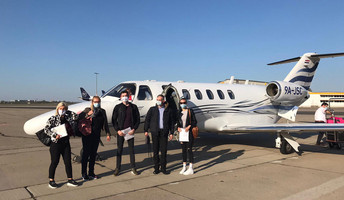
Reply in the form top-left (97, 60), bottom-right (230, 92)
top-left (321, 102), bottom-right (328, 106)
top-left (121, 91), bottom-right (129, 96)
top-left (180, 97), bottom-right (187, 103)
top-left (157, 94), bottom-right (164, 99)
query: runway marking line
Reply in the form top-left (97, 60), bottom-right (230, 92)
top-left (281, 175), bottom-right (344, 200)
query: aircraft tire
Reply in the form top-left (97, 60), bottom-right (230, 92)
top-left (329, 142), bottom-right (335, 149)
top-left (280, 139), bottom-right (294, 154)
top-left (336, 143), bottom-right (341, 150)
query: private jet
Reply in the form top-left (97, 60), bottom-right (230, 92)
top-left (24, 52), bottom-right (344, 154)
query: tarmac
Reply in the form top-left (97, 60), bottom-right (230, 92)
top-left (0, 106), bottom-right (344, 200)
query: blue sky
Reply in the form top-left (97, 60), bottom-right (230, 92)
top-left (1, 0), bottom-right (344, 101)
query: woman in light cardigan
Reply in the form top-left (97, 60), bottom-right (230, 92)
top-left (176, 98), bottom-right (197, 175)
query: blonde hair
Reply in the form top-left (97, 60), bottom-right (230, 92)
top-left (55, 102), bottom-right (68, 115)
top-left (91, 96), bottom-right (101, 111)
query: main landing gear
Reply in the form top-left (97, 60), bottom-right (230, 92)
top-left (275, 132), bottom-right (300, 155)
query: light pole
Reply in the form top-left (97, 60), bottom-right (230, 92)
top-left (94, 72), bottom-right (99, 96)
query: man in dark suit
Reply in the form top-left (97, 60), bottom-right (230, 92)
top-left (144, 94), bottom-right (175, 174)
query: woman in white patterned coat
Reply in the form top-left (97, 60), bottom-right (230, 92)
top-left (44, 102), bottom-right (79, 189)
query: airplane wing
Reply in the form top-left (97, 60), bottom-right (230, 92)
top-left (221, 123), bottom-right (344, 133)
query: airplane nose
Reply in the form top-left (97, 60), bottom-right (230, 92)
top-left (23, 101), bottom-right (90, 135)
top-left (23, 117), bottom-right (44, 135)
top-left (23, 110), bottom-right (55, 135)
top-left (23, 119), bottom-right (35, 135)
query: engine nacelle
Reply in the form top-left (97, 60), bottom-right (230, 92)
top-left (266, 81), bottom-right (309, 103)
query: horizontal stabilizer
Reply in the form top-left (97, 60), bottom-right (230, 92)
top-left (310, 52), bottom-right (344, 59)
top-left (268, 57), bottom-right (301, 65)
top-left (268, 52), bottom-right (344, 65)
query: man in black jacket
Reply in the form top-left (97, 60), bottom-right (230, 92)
top-left (110, 91), bottom-right (140, 176)
top-left (144, 94), bottom-right (175, 174)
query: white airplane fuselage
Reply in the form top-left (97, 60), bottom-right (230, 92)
top-left (23, 80), bottom-right (292, 135)
top-left (23, 52), bottom-right (344, 154)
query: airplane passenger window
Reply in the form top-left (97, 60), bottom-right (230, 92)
top-left (137, 85), bottom-right (153, 101)
top-left (217, 90), bottom-right (225, 100)
top-left (104, 83), bottom-right (136, 98)
top-left (227, 90), bottom-right (235, 99)
top-left (206, 89), bottom-right (214, 100)
top-left (194, 89), bottom-right (202, 100)
top-left (182, 89), bottom-right (190, 100)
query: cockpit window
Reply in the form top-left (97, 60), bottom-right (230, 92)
top-left (104, 83), bottom-right (136, 98)
top-left (137, 85), bottom-right (153, 101)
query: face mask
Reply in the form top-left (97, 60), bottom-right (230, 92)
top-left (180, 104), bottom-right (187, 109)
top-left (121, 96), bottom-right (129, 102)
top-left (93, 103), bottom-right (100, 108)
top-left (156, 101), bottom-right (163, 106)
top-left (58, 110), bottom-right (66, 115)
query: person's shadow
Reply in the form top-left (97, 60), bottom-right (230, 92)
top-left (93, 133), bottom-right (245, 177)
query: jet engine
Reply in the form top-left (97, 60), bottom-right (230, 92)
top-left (266, 81), bottom-right (309, 104)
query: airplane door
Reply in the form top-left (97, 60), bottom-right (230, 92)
top-left (162, 84), bottom-right (181, 121)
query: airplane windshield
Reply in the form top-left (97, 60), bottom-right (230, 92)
top-left (104, 83), bottom-right (136, 98)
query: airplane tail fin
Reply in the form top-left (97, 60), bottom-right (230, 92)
top-left (268, 52), bottom-right (344, 90)
top-left (80, 87), bottom-right (91, 101)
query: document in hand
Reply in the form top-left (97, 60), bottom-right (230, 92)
top-left (122, 127), bottom-right (134, 141)
top-left (179, 128), bottom-right (189, 142)
top-left (52, 124), bottom-right (68, 138)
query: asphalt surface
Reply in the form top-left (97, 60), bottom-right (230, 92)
top-left (0, 107), bottom-right (344, 200)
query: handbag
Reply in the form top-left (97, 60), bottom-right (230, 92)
top-left (78, 117), bottom-right (92, 136)
top-left (36, 130), bottom-right (51, 146)
top-left (188, 109), bottom-right (199, 138)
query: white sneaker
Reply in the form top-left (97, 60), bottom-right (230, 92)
top-left (179, 167), bottom-right (186, 174)
top-left (67, 179), bottom-right (79, 187)
top-left (183, 167), bottom-right (194, 175)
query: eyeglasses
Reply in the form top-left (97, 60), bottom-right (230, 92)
top-left (180, 102), bottom-right (186, 105)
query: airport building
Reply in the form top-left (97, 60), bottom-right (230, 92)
top-left (219, 77), bottom-right (344, 108)
top-left (300, 92), bottom-right (344, 108)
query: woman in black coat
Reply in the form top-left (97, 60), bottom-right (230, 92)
top-left (176, 98), bottom-right (197, 175)
top-left (79, 96), bottom-right (110, 180)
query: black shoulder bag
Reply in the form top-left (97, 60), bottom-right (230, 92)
top-left (36, 130), bottom-right (51, 146)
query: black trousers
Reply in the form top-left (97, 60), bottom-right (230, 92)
top-left (315, 121), bottom-right (325, 144)
top-left (81, 134), bottom-right (100, 176)
top-left (181, 133), bottom-right (194, 163)
top-left (116, 136), bottom-right (135, 169)
top-left (151, 130), bottom-right (168, 171)
top-left (49, 137), bottom-right (72, 179)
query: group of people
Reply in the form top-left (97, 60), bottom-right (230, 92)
top-left (43, 91), bottom-right (197, 189)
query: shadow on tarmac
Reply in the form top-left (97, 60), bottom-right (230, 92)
top-left (85, 133), bottom-right (247, 178)
top-left (74, 130), bottom-right (343, 179)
